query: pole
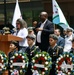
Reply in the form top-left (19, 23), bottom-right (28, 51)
top-left (4, 0), bottom-right (7, 26)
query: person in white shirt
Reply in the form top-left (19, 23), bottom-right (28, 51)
top-left (64, 28), bottom-right (74, 52)
top-left (13, 18), bottom-right (28, 50)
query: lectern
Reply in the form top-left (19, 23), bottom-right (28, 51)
top-left (0, 34), bottom-right (23, 75)
top-left (0, 34), bottom-right (22, 55)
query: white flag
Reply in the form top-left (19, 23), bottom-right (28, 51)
top-left (52, 0), bottom-right (70, 30)
top-left (12, 0), bottom-right (22, 28)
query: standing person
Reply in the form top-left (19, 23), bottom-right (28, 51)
top-left (64, 28), bottom-right (74, 52)
top-left (70, 38), bottom-right (74, 53)
top-left (47, 34), bottom-right (63, 75)
top-left (13, 18), bottom-right (28, 50)
top-left (24, 34), bottom-right (41, 75)
top-left (35, 11), bottom-right (54, 51)
top-left (8, 41), bottom-right (19, 75)
top-left (54, 28), bottom-right (65, 48)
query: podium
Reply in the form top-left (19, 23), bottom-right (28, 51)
top-left (0, 34), bottom-right (23, 55)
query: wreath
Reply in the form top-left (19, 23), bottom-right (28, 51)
top-left (31, 51), bottom-right (52, 75)
top-left (0, 51), bottom-right (8, 74)
top-left (56, 52), bottom-right (74, 75)
top-left (10, 51), bottom-right (29, 74)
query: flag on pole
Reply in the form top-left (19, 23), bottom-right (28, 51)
top-left (12, 0), bottom-right (22, 28)
top-left (52, 0), bottom-right (70, 30)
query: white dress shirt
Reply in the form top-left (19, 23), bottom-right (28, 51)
top-left (64, 35), bottom-right (73, 52)
top-left (13, 28), bottom-right (28, 47)
top-left (37, 19), bottom-right (47, 43)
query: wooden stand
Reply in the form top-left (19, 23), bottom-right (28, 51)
top-left (0, 34), bottom-right (22, 55)
top-left (0, 34), bottom-right (22, 75)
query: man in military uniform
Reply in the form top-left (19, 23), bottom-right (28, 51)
top-left (25, 34), bottom-right (41, 75)
top-left (47, 34), bottom-right (63, 75)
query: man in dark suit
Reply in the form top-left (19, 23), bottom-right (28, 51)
top-left (35, 11), bottom-right (54, 51)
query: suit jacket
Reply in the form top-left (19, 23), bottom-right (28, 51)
top-left (57, 36), bottom-right (65, 48)
top-left (35, 19), bottom-right (54, 51)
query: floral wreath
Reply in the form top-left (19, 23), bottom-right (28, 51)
top-left (10, 51), bottom-right (29, 74)
top-left (31, 51), bottom-right (52, 75)
top-left (0, 51), bottom-right (8, 74)
top-left (56, 52), bottom-right (74, 75)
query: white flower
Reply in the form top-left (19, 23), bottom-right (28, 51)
top-left (19, 54), bottom-right (22, 56)
top-left (22, 65), bottom-right (25, 68)
top-left (36, 54), bottom-right (38, 57)
top-left (58, 57), bottom-right (61, 60)
top-left (20, 70), bottom-right (22, 73)
top-left (32, 66), bottom-right (33, 68)
top-left (4, 67), bottom-right (6, 70)
top-left (45, 67), bottom-right (48, 70)
top-left (56, 65), bottom-right (58, 68)
top-left (10, 60), bottom-right (13, 63)
top-left (23, 60), bottom-right (25, 63)
top-left (42, 72), bottom-right (45, 75)
top-left (15, 53), bottom-right (18, 56)
top-left (67, 55), bottom-right (69, 57)
top-left (1, 57), bottom-right (3, 59)
top-left (60, 55), bottom-right (63, 58)
top-left (2, 60), bottom-right (4, 62)
top-left (56, 60), bottom-right (59, 63)
top-left (68, 72), bottom-right (71, 75)
top-left (39, 54), bottom-right (41, 56)
top-left (45, 62), bottom-right (48, 65)
top-left (10, 70), bottom-right (13, 72)
top-left (32, 60), bottom-right (35, 63)
top-left (42, 54), bottom-right (45, 57)
top-left (57, 70), bottom-right (59, 73)
top-left (22, 56), bottom-right (24, 58)
top-left (45, 57), bottom-right (47, 60)
top-left (10, 65), bottom-right (13, 68)
top-left (70, 57), bottom-right (72, 61)
top-left (1, 65), bottom-right (4, 68)
top-left (32, 70), bottom-right (34, 72)
top-left (12, 56), bottom-right (15, 59)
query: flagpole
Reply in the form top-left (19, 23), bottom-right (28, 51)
top-left (4, 0), bottom-right (7, 26)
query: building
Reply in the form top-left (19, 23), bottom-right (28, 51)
top-left (0, 0), bottom-right (74, 29)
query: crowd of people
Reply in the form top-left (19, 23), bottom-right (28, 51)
top-left (7, 11), bottom-right (74, 75)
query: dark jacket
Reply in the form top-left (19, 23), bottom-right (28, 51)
top-left (47, 45), bottom-right (63, 75)
top-left (35, 19), bottom-right (54, 51)
top-left (47, 45), bottom-right (63, 62)
top-left (57, 36), bottom-right (65, 48)
top-left (25, 45), bottom-right (41, 75)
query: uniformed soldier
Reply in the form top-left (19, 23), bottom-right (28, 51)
top-left (8, 41), bottom-right (19, 75)
top-left (47, 34), bottom-right (63, 75)
top-left (25, 34), bottom-right (41, 75)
